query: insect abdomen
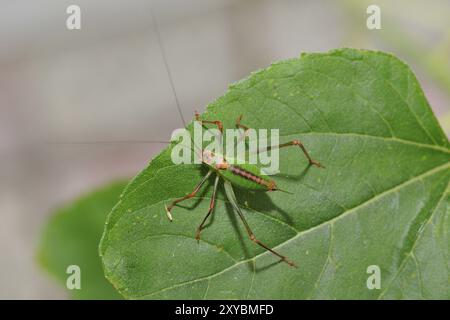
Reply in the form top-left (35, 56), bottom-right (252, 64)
top-left (221, 164), bottom-right (276, 191)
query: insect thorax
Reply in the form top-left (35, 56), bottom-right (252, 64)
top-left (201, 150), bottom-right (226, 168)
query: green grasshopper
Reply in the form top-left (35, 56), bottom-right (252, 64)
top-left (165, 113), bottom-right (324, 267)
top-left (150, 10), bottom-right (324, 267)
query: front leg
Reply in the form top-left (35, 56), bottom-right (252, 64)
top-left (236, 114), bottom-right (250, 143)
top-left (195, 111), bottom-right (224, 133)
top-left (165, 170), bottom-right (213, 221)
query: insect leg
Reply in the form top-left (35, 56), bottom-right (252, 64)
top-left (195, 174), bottom-right (220, 242)
top-left (195, 111), bottom-right (224, 133)
top-left (223, 181), bottom-right (296, 267)
top-left (257, 140), bottom-right (324, 168)
top-left (236, 115), bottom-right (251, 143)
top-left (236, 114), bottom-right (250, 131)
top-left (194, 111), bottom-right (226, 163)
top-left (165, 170), bottom-right (213, 221)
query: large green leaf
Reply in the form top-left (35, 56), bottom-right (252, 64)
top-left (38, 181), bottom-right (127, 299)
top-left (100, 48), bottom-right (450, 299)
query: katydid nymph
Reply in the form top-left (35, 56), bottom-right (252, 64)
top-left (150, 10), bottom-right (324, 268)
top-left (164, 113), bottom-right (324, 267)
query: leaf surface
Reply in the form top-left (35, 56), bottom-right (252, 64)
top-left (100, 49), bottom-right (450, 299)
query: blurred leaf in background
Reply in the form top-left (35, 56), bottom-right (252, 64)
top-left (37, 181), bottom-right (128, 300)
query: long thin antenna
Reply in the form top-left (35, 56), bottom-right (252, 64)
top-left (46, 140), bottom-right (171, 145)
top-left (150, 8), bottom-right (187, 128)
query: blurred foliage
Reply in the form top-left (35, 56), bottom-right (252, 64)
top-left (37, 180), bottom-right (128, 299)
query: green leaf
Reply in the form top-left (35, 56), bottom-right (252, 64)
top-left (38, 181), bottom-right (127, 299)
top-left (100, 48), bottom-right (450, 299)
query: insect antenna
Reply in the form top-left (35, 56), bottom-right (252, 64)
top-left (150, 8), bottom-right (186, 128)
top-left (151, 7), bottom-right (204, 162)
